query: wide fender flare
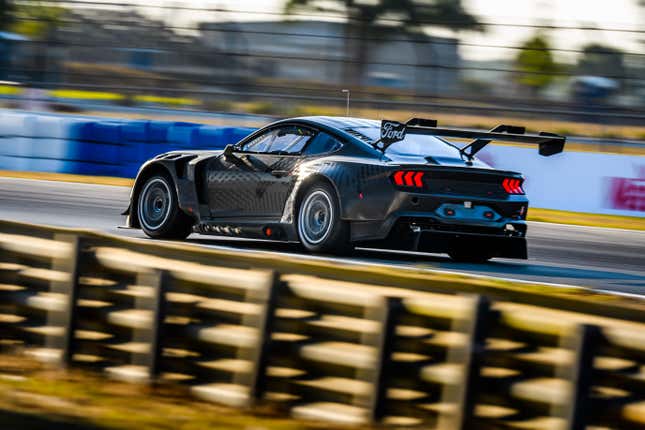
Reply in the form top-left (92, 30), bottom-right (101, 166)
top-left (126, 157), bottom-right (198, 227)
top-left (281, 161), bottom-right (394, 223)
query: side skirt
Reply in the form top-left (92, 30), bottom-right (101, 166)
top-left (194, 219), bottom-right (299, 242)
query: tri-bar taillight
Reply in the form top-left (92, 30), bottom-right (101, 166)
top-left (502, 178), bottom-right (525, 194)
top-left (392, 170), bottom-right (425, 188)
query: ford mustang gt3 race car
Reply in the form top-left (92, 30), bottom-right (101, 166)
top-left (123, 116), bottom-right (565, 262)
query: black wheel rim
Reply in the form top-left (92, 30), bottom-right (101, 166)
top-left (138, 178), bottom-right (172, 231)
top-left (298, 189), bottom-right (334, 245)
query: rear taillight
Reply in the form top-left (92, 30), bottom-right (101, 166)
top-left (392, 170), bottom-right (425, 189)
top-left (502, 178), bottom-right (525, 194)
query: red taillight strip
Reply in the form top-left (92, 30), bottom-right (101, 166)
top-left (392, 170), bottom-right (425, 189)
top-left (502, 178), bottom-right (524, 194)
top-left (404, 171), bottom-right (415, 186)
top-left (413, 172), bottom-right (424, 187)
top-left (393, 171), bottom-right (405, 186)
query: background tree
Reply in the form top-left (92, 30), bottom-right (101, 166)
top-left (284, 0), bottom-right (483, 86)
top-left (514, 34), bottom-right (558, 95)
top-left (577, 44), bottom-right (625, 82)
top-left (0, 0), bottom-right (15, 32)
top-left (10, 1), bottom-right (66, 39)
top-left (9, 1), bottom-right (67, 83)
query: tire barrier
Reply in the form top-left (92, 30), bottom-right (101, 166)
top-left (0, 110), bottom-right (257, 178)
top-left (0, 219), bottom-right (643, 429)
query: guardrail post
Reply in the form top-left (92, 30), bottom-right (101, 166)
top-left (61, 235), bottom-right (83, 368)
top-left (248, 271), bottom-right (280, 403)
top-left (438, 295), bottom-right (490, 430)
top-left (563, 324), bottom-right (599, 430)
top-left (370, 296), bottom-right (402, 422)
top-left (458, 295), bottom-right (490, 430)
top-left (148, 269), bottom-right (170, 381)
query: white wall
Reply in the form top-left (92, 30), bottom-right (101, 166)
top-left (477, 145), bottom-right (645, 217)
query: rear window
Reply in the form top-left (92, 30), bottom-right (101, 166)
top-left (350, 127), bottom-right (462, 158)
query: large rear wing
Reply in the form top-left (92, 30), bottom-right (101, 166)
top-left (379, 118), bottom-right (566, 160)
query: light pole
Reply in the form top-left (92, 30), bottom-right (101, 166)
top-left (341, 89), bottom-right (350, 117)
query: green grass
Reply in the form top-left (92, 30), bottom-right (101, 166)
top-left (0, 355), bottom-right (323, 430)
top-left (49, 89), bottom-right (125, 101)
top-left (133, 95), bottom-right (201, 106)
top-left (0, 85), bottom-right (23, 96)
top-left (45, 90), bottom-right (200, 106)
top-left (528, 207), bottom-right (645, 231)
top-left (0, 170), bottom-right (134, 187)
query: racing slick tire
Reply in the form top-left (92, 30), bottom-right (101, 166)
top-left (137, 174), bottom-right (193, 239)
top-left (448, 251), bottom-right (492, 263)
top-left (297, 182), bottom-right (351, 254)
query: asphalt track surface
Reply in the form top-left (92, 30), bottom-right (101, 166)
top-left (1, 177), bottom-right (644, 296)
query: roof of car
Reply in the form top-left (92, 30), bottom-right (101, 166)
top-left (292, 116), bottom-right (380, 130)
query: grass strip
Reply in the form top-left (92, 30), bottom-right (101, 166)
top-left (0, 354), bottom-right (328, 430)
top-left (0, 170), bottom-right (134, 187)
top-left (527, 207), bottom-right (644, 231)
top-left (48, 90), bottom-right (126, 101)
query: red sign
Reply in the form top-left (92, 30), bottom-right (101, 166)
top-left (608, 178), bottom-right (645, 212)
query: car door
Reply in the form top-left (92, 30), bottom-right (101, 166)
top-left (205, 125), bottom-right (315, 219)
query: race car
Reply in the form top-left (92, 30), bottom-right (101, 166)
top-left (123, 116), bottom-right (565, 262)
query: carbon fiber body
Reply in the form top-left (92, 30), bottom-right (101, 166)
top-left (125, 117), bottom-right (532, 259)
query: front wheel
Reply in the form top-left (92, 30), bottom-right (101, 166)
top-left (297, 182), bottom-right (351, 254)
top-left (137, 174), bottom-right (193, 239)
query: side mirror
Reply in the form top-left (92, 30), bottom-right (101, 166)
top-left (223, 144), bottom-right (235, 158)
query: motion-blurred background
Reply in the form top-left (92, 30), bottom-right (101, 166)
top-left (0, 0), bottom-right (643, 139)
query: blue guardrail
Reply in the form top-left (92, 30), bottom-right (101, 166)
top-left (0, 110), bottom-right (257, 178)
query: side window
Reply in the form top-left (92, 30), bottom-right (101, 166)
top-left (303, 132), bottom-right (343, 156)
top-left (240, 126), bottom-right (316, 154)
top-left (269, 126), bottom-right (316, 154)
top-left (241, 130), bottom-right (275, 153)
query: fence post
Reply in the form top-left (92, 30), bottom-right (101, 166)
top-left (437, 295), bottom-right (490, 430)
top-left (61, 235), bottom-right (83, 368)
top-left (370, 296), bottom-right (402, 422)
top-left (248, 271), bottom-right (280, 403)
top-left (147, 269), bottom-right (170, 381)
top-left (563, 324), bottom-right (600, 430)
top-left (458, 295), bottom-right (490, 430)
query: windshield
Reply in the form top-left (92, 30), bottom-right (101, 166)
top-left (351, 127), bottom-right (462, 158)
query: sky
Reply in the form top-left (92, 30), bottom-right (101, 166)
top-left (138, 0), bottom-right (644, 62)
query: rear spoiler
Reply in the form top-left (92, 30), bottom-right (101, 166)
top-left (378, 118), bottom-right (566, 161)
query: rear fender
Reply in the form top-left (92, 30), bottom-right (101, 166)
top-left (282, 161), bottom-right (394, 223)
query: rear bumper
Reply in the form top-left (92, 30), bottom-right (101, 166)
top-left (353, 215), bottom-right (528, 259)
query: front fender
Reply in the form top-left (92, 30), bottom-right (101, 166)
top-left (125, 155), bottom-right (199, 228)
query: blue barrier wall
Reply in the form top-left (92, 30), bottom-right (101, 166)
top-left (0, 110), bottom-right (257, 178)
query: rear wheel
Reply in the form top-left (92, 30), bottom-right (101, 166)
top-left (297, 182), bottom-right (351, 254)
top-left (137, 174), bottom-right (193, 239)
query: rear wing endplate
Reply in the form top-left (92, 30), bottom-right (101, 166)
top-left (378, 118), bottom-right (566, 159)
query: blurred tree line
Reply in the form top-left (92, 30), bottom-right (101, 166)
top-left (0, 0), bottom-right (67, 83)
top-left (0, 0), bottom-right (66, 38)
top-left (0, 0), bottom-right (638, 103)
top-left (0, 0), bottom-right (15, 31)
top-left (285, 0), bottom-right (485, 86)
top-left (514, 35), bottom-right (558, 95)
top-left (514, 35), bottom-right (627, 96)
